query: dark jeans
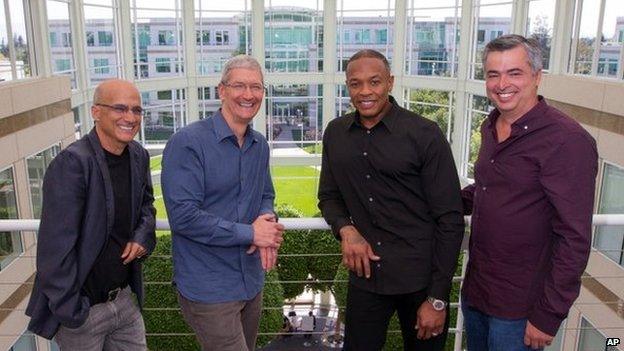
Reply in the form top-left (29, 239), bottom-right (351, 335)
top-left (344, 284), bottom-right (449, 351)
top-left (462, 297), bottom-right (541, 351)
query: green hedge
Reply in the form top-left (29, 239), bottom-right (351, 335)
top-left (143, 234), bottom-right (284, 350)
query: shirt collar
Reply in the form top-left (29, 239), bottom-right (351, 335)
top-left (348, 95), bottom-right (399, 133)
top-left (486, 95), bottom-right (549, 132)
top-left (213, 109), bottom-right (258, 150)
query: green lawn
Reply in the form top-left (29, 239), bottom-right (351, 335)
top-left (302, 144), bottom-right (322, 154)
top-left (151, 165), bottom-right (321, 219)
top-left (150, 155), bottom-right (162, 172)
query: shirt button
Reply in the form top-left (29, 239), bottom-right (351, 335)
top-left (376, 263), bottom-right (381, 268)
top-left (490, 159), bottom-right (494, 163)
top-left (368, 197), bottom-right (373, 202)
top-left (366, 174), bottom-right (371, 179)
top-left (372, 220), bottom-right (378, 225)
top-left (366, 130), bottom-right (371, 134)
top-left (376, 241), bottom-right (381, 246)
top-left (482, 186), bottom-right (487, 191)
top-left (363, 152), bottom-right (368, 156)
top-left (523, 125), bottom-right (528, 130)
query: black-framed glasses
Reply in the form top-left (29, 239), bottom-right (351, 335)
top-left (96, 103), bottom-right (144, 117)
top-left (221, 82), bottom-right (266, 94)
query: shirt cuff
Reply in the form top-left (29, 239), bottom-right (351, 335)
top-left (233, 223), bottom-right (254, 245)
top-left (528, 308), bottom-right (563, 337)
top-left (427, 282), bottom-right (451, 302)
top-left (330, 217), bottom-right (353, 240)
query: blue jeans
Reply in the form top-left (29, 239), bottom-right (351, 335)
top-left (462, 298), bottom-right (542, 351)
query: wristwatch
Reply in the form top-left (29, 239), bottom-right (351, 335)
top-left (427, 297), bottom-right (447, 311)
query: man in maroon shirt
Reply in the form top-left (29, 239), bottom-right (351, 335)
top-left (461, 35), bottom-right (598, 350)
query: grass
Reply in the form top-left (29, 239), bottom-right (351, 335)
top-left (151, 163), bottom-right (321, 218)
top-left (302, 144), bottom-right (322, 154)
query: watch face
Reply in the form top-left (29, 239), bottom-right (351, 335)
top-left (433, 300), bottom-right (445, 310)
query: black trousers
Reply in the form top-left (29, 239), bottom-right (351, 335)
top-left (343, 284), bottom-right (450, 351)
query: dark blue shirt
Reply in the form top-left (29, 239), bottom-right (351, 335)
top-left (162, 111), bottom-right (275, 303)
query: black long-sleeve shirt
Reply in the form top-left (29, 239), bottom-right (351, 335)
top-left (318, 96), bottom-right (464, 299)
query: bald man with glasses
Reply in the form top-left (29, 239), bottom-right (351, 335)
top-left (26, 79), bottom-right (156, 351)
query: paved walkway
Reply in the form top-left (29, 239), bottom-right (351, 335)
top-left (259, 317), bottom-right (343, 351)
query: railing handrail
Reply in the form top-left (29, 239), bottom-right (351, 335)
top-left (1, 214), bottom-right (624, 231)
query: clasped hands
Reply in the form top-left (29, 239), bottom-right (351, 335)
top-left (247, 213), bottom-right (285, 271)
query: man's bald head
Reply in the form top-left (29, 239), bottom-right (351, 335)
top-left (93, 79), bottom-right (141, 105)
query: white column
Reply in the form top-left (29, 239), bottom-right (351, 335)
top-left (252, 0), bottom-right (267, 135)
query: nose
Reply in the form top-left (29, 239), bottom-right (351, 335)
top-left (497, 74), bottom-right (509, 90)
top-left (360, 82), bottom-right (373, 95)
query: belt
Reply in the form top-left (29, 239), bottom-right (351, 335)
top-left (89, 285), bottom-right (126, 306)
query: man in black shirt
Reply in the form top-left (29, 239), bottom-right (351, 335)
top-left (26, 79), bottom-right (156, 350)
top-left (318, 50), bottom-right (464, 351)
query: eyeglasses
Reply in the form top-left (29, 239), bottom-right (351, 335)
top-left (221, 82), bottom-right (265, 94)
top-left (96, 103), bottom-right (144, 117)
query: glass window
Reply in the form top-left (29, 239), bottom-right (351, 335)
top-left (404, 89), bottom-right (455, 141)
top-left (335, 84), bottom-right (353, 118)
top-left (0, 167), bottom-right (22, 271)
top-left (8, 331), bottom-right (36, 351)
top-left (47, 0), bottom-right (77, 88)
top-left (406, 0), bottom-right (462, 77)
top-left (597, 0), bottom-right (622, 77)
top-left (593, 162), bottom-right (624, 266)
top-left (93, 58), bottom-right (110, 74)
top-left (27, 145), bottom-right (61, 218)
top-left (131, 0), bottom-right (184, 79)
top-left (0, 0), bottom-right (34, 81)
top-left (98, 30), bottom-right (112, 46)
top-left (84, 0), bottom-right (121, 86)
top-left (337, 0), bottom-right (395, 71)
top-left (526, 0), bottom-right (556, 71)
top-left (471, 0), bottom-right (512, 79)
top-left (155, 57), bottom-right (171, 73)
top-left (464, 94), bottom-right (494, 178)
top-left (266, 84), bottom-right (323, 154)
top-left (265, 1), bottom-right (324, 73)
top-left (87, 31), bottom-right (95, 46)
top-left (140, 89), bottom-right (187, 144)
top-left (577, 317), bottom-right (608, 351)
top-left (195, 0), bottom-right (251, 76)
top-left (198, 86), bottom-right (220, 120)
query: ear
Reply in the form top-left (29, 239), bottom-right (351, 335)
top-left (91, 105), bottom-right (100, 122)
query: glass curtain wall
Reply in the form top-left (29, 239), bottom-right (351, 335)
top-left (464, 94), bottom-right (493, 178)
top-left (140, 88), bottom-right (187, 144)
top-left (131, 0), bottom-right (184, 80)
top-left (572, 0), bottom-right (624, 78)
top-left (471, 0), bottom-right (512, 79)
top-left (405, 0), bottom-right (462, 77)
top-left (26, 145), bottom-right (61, 218)
top-left (526, 0), bottom-right (556, 71)
top-left (0, 167), bottom-right (21, 271)
top-left (266, 84), bottom-right (323, 153)
top-left (0, 0), bottom-right (33, 81)
top-left (265, 0), bottom-right (323, 73)
top-left (403, 88), bottom-right (455, 141)
top-left (47, 0), bottom-right (77, 88)
top-left (336, 0), bottom-right (395, 71)
top-left (83, 0), bottom-right (122, 86)
top-left (593, 162), bottom-right (624, 266)
top-left (195, 0), bottom-right (251, 75)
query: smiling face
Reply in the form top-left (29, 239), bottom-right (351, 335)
top-left (218, 68), bottom-right (264, 126)
top-left (346, 57), bottom-right (394, 125)
top-left (91, 80), bottom-right (142, 154)
top-left (484, 45), bottom-right (542, 122)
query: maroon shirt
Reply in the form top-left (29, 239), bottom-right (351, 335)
top-left (461, 97), bottom-right (598, 336)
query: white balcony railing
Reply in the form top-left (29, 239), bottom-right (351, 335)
top-left (1, 215), bottom-right (623, 351)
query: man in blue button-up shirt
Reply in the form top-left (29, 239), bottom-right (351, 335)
top-left (162, 55), bottom-right (284, 351)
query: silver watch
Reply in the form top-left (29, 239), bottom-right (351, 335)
top-left (427, 296), bottom-right (447, 311)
